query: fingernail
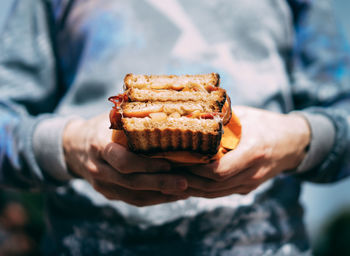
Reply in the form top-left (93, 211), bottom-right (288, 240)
top-left (176, 178), bottom-right (187, 190)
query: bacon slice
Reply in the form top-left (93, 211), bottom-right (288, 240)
top-left (222, 96), bottom-right (232, 125)
top-left (109, 109), bottom-right (123, 130)
top-left (108, 93), bottom-right (129, 109)
top-left (200, 113), bottom-right (215, 119)
top-left (205, 85), bottom-right (219, 92)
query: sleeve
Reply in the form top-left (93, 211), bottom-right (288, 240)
top-left (0, 0), bottom-right (75, 190)
top-left (288, 0), bottom-right (350, 183)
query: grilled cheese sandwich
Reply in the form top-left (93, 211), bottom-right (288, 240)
top-left (109, 73), bottom-right (231, 154)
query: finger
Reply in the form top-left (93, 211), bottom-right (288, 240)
top-left (185, 143), bottom-right (264, 181)
top-left (184, 166), bottom-right (259, 192)
top-left (231, 105), bottom-right (248, 117)
top-left (95, 182), bottom-right (188, 207)
top-left (178, 162), bottom-right (221, 181)
top-left (102, 142), bottom-right (171, 173)
top-left (160, 190), bottom-right (190, 196)
top-left (183, 185), bottom-right (255, 199)
top-left (94, 162), bottom-right (188, 191)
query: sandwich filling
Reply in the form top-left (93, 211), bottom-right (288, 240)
top-left (109, 92), bottom-right (229, 131)
top-left (109, 73), bottom-right (231, 153)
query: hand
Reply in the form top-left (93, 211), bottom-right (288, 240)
top-left (177, 106), bottom-right (311, 198)
top-left (63, 113), bottom-right (188, 206)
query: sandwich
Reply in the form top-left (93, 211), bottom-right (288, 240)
top-left (109, 73), bottom-right (232, 154)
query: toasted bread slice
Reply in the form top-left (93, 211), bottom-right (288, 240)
top-left (122, 101), bottom-right (219, 117)
top-left (124, 73), bottom-right (220, 90)
top-left (123, 117), bottom-right (221, 132)
top-left (109, 73), bottom-right (229, 155)
top-left (123, 117), bottom-right (222, 153)
top-left (127, 88), bottom-right (226, 107)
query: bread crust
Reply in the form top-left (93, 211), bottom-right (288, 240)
top-left (122, 117), bottom-right (222, 154)
top-left (110, 73), bottom-right (228, 155)
top-left (124, 73), bottom-right (220, 89)
top-left (124, 128), bottom-right (222, 154)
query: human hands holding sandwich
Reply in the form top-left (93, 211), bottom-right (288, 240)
top-left (63, 113), bottom-right (189, 207)
top-left (63, 73), bottom-right (311, 206)
top-left (174, 106), bottom-right (311, 198)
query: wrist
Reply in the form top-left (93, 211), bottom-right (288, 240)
top-left (33, 116), bottom-right (79, 181)
top-left (292, 111), bottom-right (336, 173)
top-left (285, 114), bottom-right (311, 170)
top-left (63, 118), bottom-right (87, 178)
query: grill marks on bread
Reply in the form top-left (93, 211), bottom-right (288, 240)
top-left (114, 73), bottom-right (227, 153)
top-left (123, 118), bottom-right (221, 154)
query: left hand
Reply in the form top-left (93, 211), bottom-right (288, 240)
top-left (173, 106), bottom-right (311, 198)
top-left (63, 113), bottom-right (189, 207)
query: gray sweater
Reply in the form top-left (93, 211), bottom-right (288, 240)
top-left (1, 0), bottom-right (350, 254)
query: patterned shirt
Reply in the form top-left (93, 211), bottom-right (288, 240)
top-left (0, 0), bottom-right (350, 255)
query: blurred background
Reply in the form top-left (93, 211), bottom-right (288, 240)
top-left (0, 0), bottom-right (349, 255)
top-left (300, 1), bottom-right (350, 255)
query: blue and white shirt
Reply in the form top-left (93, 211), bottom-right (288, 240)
top-left (0, 0), bottom-right (350, 255)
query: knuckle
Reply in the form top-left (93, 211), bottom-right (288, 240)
top-left (117, 161), bottom-right (131, 174)
top-left (87, 162), bottom-right (98, 175)
top-left (251, 175), bottom-right (263, 183)
top-left (213, 170), bottom-right (230, 181)
top-left (251, 170), bottom-right (267, 183)
top-left (90, 141), bottom-right (100, 155)
top-left (102, 144), bottom-right (112, 160)
top-left (251, 150), bottom-right (266, 164)
top-left (263, 145), bottom-right (273, 160)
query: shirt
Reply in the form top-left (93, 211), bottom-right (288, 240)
top-left (0, 0), bottom-right (350, 255)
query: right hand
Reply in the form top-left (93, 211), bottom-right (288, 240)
top-left (63, 113), bottom-right (188, 207)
